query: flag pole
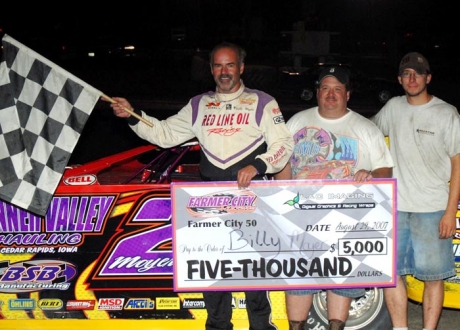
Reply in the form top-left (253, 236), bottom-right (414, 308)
top-left (101, 94), bottom-right (154, 127)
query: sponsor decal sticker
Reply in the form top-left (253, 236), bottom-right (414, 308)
top-left (97, 298), bottom-right (125, 310)
top-left (66, 300), bottom-right (95, 310)
top-left (181, 298), bottom-right (205, 309)
top-left (63, 174), bottom-right (97, 185)
top-left (239, 97), bottom-right (256, 105)
top-left (273, 115), bottom-right (285, 124)
top-left (205, 102), bottom-right (221, 108)
top-left (38, 299), bottom-right (63, 310)
top-left (124, 298), bottom-right (155, 310)
top-left (156, 297), bottom-right (180, 310)
top-left (8, 299), bottom-right (35, 310)
top-left (186, 189), bottom-right (257, 217)
top-left (0, 260), bottom-right (77, 293)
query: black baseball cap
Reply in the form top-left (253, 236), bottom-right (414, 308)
top-left (399, 52), bottom-right (430, 75)
top-left (317, 66), bottom-right (350, 85)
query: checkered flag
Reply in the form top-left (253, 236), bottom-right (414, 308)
top-left (0, 34), bottom-right (102, 216)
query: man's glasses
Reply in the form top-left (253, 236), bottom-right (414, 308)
top-left (400, 71), bottom-right (426, 79)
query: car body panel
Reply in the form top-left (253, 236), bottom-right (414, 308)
top-left (0, 140), bottom-right (456, 330)
top-left (0, 142), bottom-right (287, 329)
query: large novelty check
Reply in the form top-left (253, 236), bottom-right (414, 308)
top-left (171, 179), bottom-right (397, 292)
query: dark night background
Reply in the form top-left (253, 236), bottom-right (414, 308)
top-left (1, 0), bottom-right (457, 70)
top-left (1, 0), bottom-right (459, 163)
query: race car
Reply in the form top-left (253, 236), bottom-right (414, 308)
top-left (0, 140), bottom-right (428, 330)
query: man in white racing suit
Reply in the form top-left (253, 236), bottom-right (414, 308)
top-left (108, 42), bottom-right (294, 330)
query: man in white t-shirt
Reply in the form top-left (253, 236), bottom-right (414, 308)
top-left (276, 66), bottom-right (394, 330)
top-left (371, 52), bottom-right (460, 330)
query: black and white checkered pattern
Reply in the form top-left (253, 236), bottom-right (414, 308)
top-left (0, 35), bottom-right (102, 216)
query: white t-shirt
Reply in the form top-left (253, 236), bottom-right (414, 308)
top-left (372, 95), bottom-right (460, 212)
top-left (286, 107), bottom-right (393, 180)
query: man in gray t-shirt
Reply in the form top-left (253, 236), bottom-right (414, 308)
top-left (372, 52), bottom-right (460, 330)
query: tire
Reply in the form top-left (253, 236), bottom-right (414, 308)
top-left (300, 87), bottom-right (315, 102)
top-left (305, 288), bottom-right (392, 330)
top-left (377, 90), bottom-right (392, 104)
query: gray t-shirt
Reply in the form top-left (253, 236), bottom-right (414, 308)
top-left (372, 95), bottom-right (460, 212)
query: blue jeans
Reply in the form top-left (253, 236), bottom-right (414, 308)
top-left (396, 211), bottom-right (456, 280)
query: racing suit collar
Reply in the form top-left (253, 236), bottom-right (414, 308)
top-left (215, 81), bottom-right (245, 103)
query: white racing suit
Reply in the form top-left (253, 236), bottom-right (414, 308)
top-left (127, 83), bottom-right (293, 179)
top-left (126, 83), bottom-right (293, 330)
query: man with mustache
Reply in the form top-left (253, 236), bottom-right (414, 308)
top-left (275, 66), bottom-right (393, 330)
top-left (108, 42), bottom-right (294, 330)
